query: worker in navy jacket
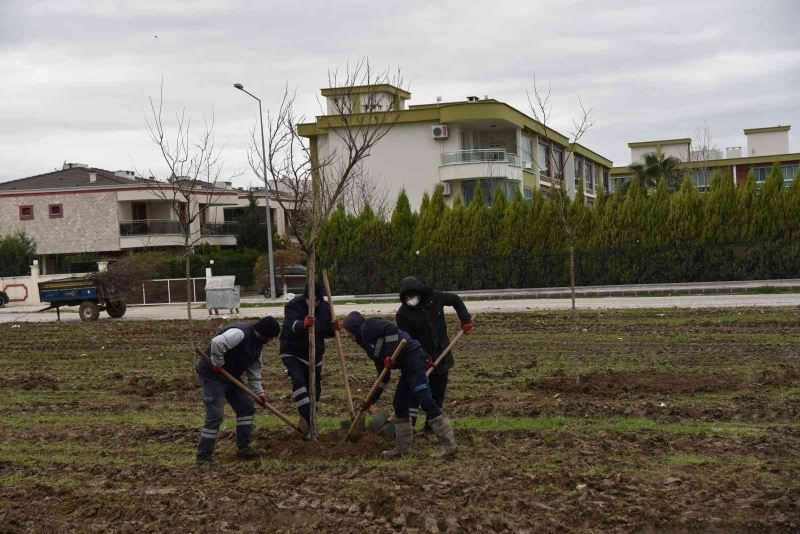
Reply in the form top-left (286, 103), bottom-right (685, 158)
top-left (196, 316), bottom-right (281, 466)
top-left (342, 312), bottom-right (457, 458)
top-left (279, 282), bottom-right (336, 436)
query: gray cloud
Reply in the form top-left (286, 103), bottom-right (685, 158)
top-left (1, 0), bottom-right (799, 185)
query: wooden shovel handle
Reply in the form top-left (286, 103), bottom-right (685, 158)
top-left (322, 270), bottom-right (356, 418)
top-left (426, 329), bottom-right (465, 378)
top-left (194, 348), bottom-right (303, 435)
top-left (345, 339), bottom-right (407, 439)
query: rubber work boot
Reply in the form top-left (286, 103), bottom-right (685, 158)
top-left (236, 446), bottom-right (265, 460)
top-left (421, 421), bottom-right (438, 442)
top-left (195, 457), bottom-right (213, 468)
top-left (428, 414), bottom-right (456, 458)
top-left (382, 418), bottom-right (413, 458)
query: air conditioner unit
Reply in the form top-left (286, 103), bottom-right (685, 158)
top-left (431, 125), bottom-right (449, 139)
top-left (441, 182), bottom-right (452, 196)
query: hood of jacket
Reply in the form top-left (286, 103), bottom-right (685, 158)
top-left (399, 276), bottom-right (432, 302)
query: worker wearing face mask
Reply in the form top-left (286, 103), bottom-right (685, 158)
top-left (395, 276), bottom-right (472, 439)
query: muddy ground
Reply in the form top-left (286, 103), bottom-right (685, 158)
top-left (1, 308), bottom-right (799, 533)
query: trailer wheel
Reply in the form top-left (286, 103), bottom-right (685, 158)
top-left (106, 300), bottom-right (127, 318)
top-left (79, 301), bottom-right (100, 322)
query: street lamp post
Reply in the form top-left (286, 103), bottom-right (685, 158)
top-left (234, 83), bottom-right (277, 300)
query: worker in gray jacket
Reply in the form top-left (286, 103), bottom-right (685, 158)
top-left (195, 316), bottom-right (281, 466)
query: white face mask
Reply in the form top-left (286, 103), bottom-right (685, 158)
top-left (406, 296), bottom-right (421, 307)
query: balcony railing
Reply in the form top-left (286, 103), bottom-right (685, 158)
top-left (120, 220), bottom-right (182, 236)
top-left (441, 149), bottom-right (521, 167)
top-left (201, 221), bottom-right (239, 236)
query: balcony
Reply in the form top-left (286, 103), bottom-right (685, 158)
top-left (120, 219), bottom-right (182, 236)
top-left (201, 221), bottom-right (239, 236)
top-left (440, 149), bottom-right (522, 182)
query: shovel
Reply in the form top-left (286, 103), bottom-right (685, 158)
top-left (194, 347), bottom-right (304, 435)
top-left (322, 270), bottom-right (363, 435)
top-left (341, 339), bottom-right (407, 443)
top-left (367, 324), bottom-right (470, 436)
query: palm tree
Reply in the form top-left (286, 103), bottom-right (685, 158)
top-left (629, 152), bottom-right (683, 192)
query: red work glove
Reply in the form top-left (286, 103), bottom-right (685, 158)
top-left (425, 359), bottom-right (437, 370)
top-left (258, 393), bottom-right (268, 408)
top-left (462, 322), bottom-right (474, 333)
top-left (303, 315), bottom-right (314, 328)
top-left (383, 356), bottom-right (393, 370)
top-left (212, 366), bottom-right (223, 374)
top-left (332, 319), bottom-right (342, 331)
top-left (360, 401), bottom-right (373, 413)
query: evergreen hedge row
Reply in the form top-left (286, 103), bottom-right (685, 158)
top-left (316, 164), bottom-right (800, 294)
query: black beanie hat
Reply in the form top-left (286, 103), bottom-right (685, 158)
top-left (342, 311), bottom-right (365, 334)
top-left (253, 316), bottom-right (280, 339)
top-left (303, 281), bottom-right (325, 300)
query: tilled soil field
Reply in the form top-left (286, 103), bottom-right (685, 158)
top-left (1, 308), bottom-right (799, 533)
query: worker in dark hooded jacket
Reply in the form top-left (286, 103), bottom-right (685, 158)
top-left (279, 281), bottom-right (337, 436)
top-left (341, 311), bottom-right (457, 458)
top-left (395, 276), bottom-right (472, 437)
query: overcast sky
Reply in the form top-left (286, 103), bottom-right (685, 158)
top-left (2, 0), bottom-right (799, 186)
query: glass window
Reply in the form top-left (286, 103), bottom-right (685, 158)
top-left (462, 180), bottom-right (476, 205)
top-left (603, 169), bottom-right (610, 192)
top-left (523, 187), bottom-right (533, 201)
top-left (520, 134), bottom-right (534, 168)
top-left (19, 205), bottom-right (34, 220)
top-left (553, 148), bottom-right (564, 178)
top-left (752, 166), bottom-right (770, 182)
top-left (538, 143), bottom-right (550, 177)
top-left (49, 204), bottom-right (63, 218)
top-left (781, 164), bottom-right (798, 185)
top-left (691, 170), bottom-right (712, 191)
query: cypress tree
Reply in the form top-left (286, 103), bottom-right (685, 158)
top-left (667, 176), bottom-right (703, 242)
top-left (737, 171), bottom-right (759, 242)
top-left (785, 168), bottom-right (800, 240)
top-left (413, 185), bottom-right (447, 255)
top-left (645, 178), bottom-right (670, 245)
top-left (619, 176), bottom-right (647, 246)
top-left (702, 171), bottom-right (737, 244)
top-left (758, 163), bottom-right (785, 240)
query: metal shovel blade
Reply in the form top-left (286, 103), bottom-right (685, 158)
top-left (366, 410), bottom-right (391, 433)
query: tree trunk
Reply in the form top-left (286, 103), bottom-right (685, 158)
top-left (307, 251), bottom-right (317, 440)
top-left (569, 241), bottom-right (578, 330)
top-left (184, 239), bottom-right (194, 350)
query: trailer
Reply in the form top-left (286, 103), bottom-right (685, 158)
top-left (38, 276), bottom-right (127, 321)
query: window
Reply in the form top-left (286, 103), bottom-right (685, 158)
top-left (781, 164), bottom-right (798, 185)
top-left (574, 156), bottom-right (583, 188)
top-left (520, 134), bottom-right (534, 168)
top-left (690, 170), bottom-right (712, 192)
top-left (603, 170), bottom-right (610, 192)
top-left (523, 187), bottom-right (533, 201)
top-left (19, 205), bottom-right (33, 220)
top-left (552, 147), bottom-right (564, 178)
top-left (585, 161), bottom-right (594, 191)
top-left (49, 204), bottom-right (63, 218)
top-left (538, 143), bottom-right (550, 178)
top-left (752, 166), bottom-right (771, 183)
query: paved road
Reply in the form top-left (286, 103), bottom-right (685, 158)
top-left (2, 293), bottom-right (799, 323)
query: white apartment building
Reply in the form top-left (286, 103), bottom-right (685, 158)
top-left (612, 125), bottom-right (799, 191)
top-left (0, 163), bottom-right (290, 273)
top-left (298, 85), bottom-right (613, 210)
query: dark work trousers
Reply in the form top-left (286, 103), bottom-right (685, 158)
top-left (195, 365), bottom-right (256, 462)
top-left (423, 370), bottom-right (450, 430)
top-left (393, 349), bottom-right (442, 421)
top-left (281, 353), bottom-right (322, 424)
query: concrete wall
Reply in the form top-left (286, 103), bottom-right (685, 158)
top-left (0, 264), bottom-right (91, 305)
top-left (630, 142), bottom-right (690, 164)
top-left (0, 191), bottom-right (120, 255)
top-left (319, 121), bottom-right (461, 210)
top-left (746, 130), bottom-right (790, 157)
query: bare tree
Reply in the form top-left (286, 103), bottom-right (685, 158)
top-left (341, 163), bottom-right (391, 216)
top-left (685, 120), bottom-right (720, 190)
top-left (145, 83), bottom-right (231, 348)
top-left (248, 58), bottom-right (405, 438)
top-left (526, 76), bottom-right (593, 331)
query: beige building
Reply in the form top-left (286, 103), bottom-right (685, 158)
top-left (612, 125), bottom-right (799, 191)
top-left (0, 164), bottom-right (253, 273)
top-left (298, 85), bottom-right (613, 209)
